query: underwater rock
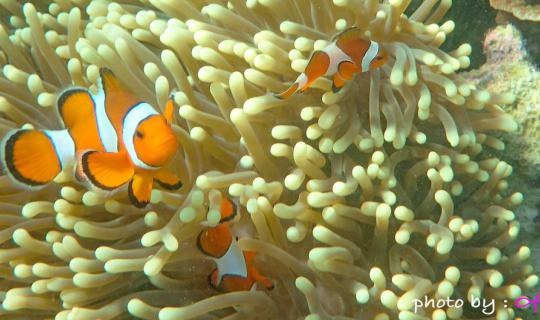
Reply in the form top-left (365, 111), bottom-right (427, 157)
top-left (490, 0), bottom-right (540, 22)
top-left (464, 24), bottom-right (540, 178)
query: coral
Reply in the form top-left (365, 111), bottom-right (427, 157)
top-left (489, 0), bottom-right (540, 22)
top-left (0, 1), bottom-right (535, 320)
top-left (464, 24), bottom-right (540, 178)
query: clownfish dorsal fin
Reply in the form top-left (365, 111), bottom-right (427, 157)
top-left (57, 87), bottom-right (95, 130)
top-left (333, 26), bottom-right (363, 44)
top-left (79, 150), bottom-right (134, 191)
top-left (334, 28), bottom-right (371, 67)
top-left (57, 86), bottom-right (108, 154)
top-left (164, 97), bottom-right (175, 124)
top-left (99, 68), bottom-right (124, 94)
top-left (98, 68), bottom-right (141, 127)
top-left (219, 197), bottom-right (237, 223)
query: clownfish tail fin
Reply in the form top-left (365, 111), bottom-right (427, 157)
top-left (273, 82), bottom-right (300, 100)
top-left (1, 129), bottom-right (74, 188)
top-left (274, 50), bottom-right (330, 99)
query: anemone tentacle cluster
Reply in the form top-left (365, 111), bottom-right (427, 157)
top-left (0, 0), bottom-right (536, 319)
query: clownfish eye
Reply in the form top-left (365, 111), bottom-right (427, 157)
top-left (376, 56), bottom-right (383, 60)
top-left (135, 130), bottom-right (144, 138)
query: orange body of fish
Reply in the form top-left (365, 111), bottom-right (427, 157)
top-left (275, 26), bottom-right (388, 99)
top-left (197, 197), bottom-right (274, 292)
top-left (0, 68), bottom-right (182, 207)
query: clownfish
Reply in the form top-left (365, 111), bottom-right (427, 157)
top-left (197, 197), bottom-right (274, 292)
top-left (0, 68), bottom-right (181, 207)
top-left (275, 26), bottom-right (388, 99)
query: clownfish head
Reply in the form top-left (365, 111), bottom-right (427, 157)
top-left (133, 114), bottom-right (177, 167)
top-left (123, 99), bottom-right (178, 170)
top-left (369, 46), bottom-right (388, 70)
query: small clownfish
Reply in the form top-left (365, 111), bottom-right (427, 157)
top-left (274, 26), bottom-right (388, 99)
top-left (0, 68), bottom-right (182, 207)
top-left (197, 197), bottom-right (274, 292)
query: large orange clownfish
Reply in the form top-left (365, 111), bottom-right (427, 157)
top-left (0, 68), bottom-right (181, 207)
top-left (197, 197), bottom-right (274, 292)
top-left (275, 26), bottom-right (388, 99)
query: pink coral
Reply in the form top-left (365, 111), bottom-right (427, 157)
top-left (464, 24), bottom-right (540, 176)
top-left (483, 23), bottom-right (528, 64)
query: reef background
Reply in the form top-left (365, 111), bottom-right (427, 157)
top-left (408, 0), bottom-right (540, 69)
top-left (474, 24), bottom-right (540, 320)
top-left (415, 0), bottom-right (540, 307)
top-left (455, 1), bottom-right (540, 319)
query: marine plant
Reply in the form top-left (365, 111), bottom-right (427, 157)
top-left (0, 0), bottom-right (535, 319)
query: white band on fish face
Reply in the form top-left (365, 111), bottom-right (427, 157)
top-left (122, 102), bottom-right (160, 170)
top-left (361, 41), bottom-right (379, 72)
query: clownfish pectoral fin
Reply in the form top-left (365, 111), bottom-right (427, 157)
top-left (332, 61), bottom-right (359, 93)
top-left (164, 97), bottom-right (175, 124)
top-left (254, 273), bottom-right (274, 290)
top-left (332, 74), bottom-right (346, 93)
top-left (154, 167), bottom-right (182, 190)
top-left (337, 61), bottom-right (359, 81)
top-left (128, 172), bottom-right (154, 208)
top-left (217, 274), bottom-right (257, 292)
top-left (208, 268), bottom-right (220, 290)
top-left (79, 151), bottom-right (135, 191)
top-left (1, 129), bottom-right (64, 188)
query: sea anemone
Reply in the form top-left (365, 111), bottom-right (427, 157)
top-left (0, 0), bottom-right (536, 319)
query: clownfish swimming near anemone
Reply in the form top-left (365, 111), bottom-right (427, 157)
top-left (274, 26), bottom-right (388, 99)
top-left (0, 68), bottom-right (182, 208)
top-left (197, 197), bottom-right (274, 292)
